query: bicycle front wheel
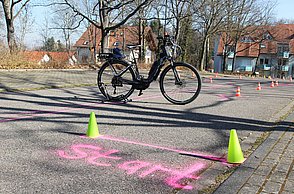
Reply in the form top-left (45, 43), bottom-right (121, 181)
top-left (97, 60), bottom-right (135, 101)
top-left (159, 62), bottom-right (201, 105)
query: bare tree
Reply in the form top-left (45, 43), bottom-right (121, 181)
top-left (0, 0), bottom-right (31, 52)
top-left (15, 4), bottom-right (34, 50)
top-left (39, 15), bottom-right (52, 50)
top-left (192, 0), bottom-right (226, 71)
top-left (168, 0), bottom-right (194, 44)
top-left (53, 0), bottom-right (152, 52)
top-left (51, 10), bottom-right (78, 52)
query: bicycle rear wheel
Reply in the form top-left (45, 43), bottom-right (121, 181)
top-left (159, 62), bottom-right (201, 105)
top-left (97, 60), bottom-right (135, 101)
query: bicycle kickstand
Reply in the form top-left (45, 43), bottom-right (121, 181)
top-left (100, 84), bottom-right (111, 103)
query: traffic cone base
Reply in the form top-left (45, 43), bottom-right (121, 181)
top-left (227, 129), bottom-right (245, 164)
top-left (236, 87), bottom-right (241, 97)
top-left (270, 81), bottom-right (275, 88)
top-left (256, 82), bottom-right (262, 90)
top-left (86, 112), bottom-right (100, 138)
top-left (275, 80), bottom-right (279, 87)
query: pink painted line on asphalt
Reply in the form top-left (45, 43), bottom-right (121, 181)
top-left (216, 94), bottom-right (231, 101)
top-left (202, 84), bottom-right (231, 90)
top-left (98, 135), bottom-right (228, 164)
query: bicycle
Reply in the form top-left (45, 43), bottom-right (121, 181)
top-left (97, 35), bottom-right (201, 105)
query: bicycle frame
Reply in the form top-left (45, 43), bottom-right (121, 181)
top-left (101, 35), bottom-right (182, 90)
top-left (97, 35), bottom-right (202, 104)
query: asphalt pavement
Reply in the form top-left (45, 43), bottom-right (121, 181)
top-left (0, 69), bottom-right (293, 194)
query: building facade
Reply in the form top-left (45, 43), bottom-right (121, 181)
top-left (214, 24), bottom-right (294, 78)
top-left (74, 25), bottom-right (157, 65)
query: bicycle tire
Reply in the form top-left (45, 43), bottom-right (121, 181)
top-left (159, 62), bottom-right (201, 105)
top-left (97, 59), bottom-right (135, 101)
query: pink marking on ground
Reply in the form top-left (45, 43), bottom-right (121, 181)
top-left (117, 161), bottom-right (150, 174)
top-left (56, 144), bottom-right (207, 190)
top-left (139, 165), bottom-right (171, 177)
top-left (217, 94), bottom-right (231, 101)
top-left (164, 162), bottom-right (205, 190)
top-left (57, 144), bottom-right (121, 166)
top-left (98, 135), bottom-right (227, 164)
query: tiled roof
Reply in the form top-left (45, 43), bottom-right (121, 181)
top-left (74, 24), bottom-right (157, 51)
top-left (23, 51), bottom-right (75, 62)
top-left (216, 24), bottom-right (294, 57)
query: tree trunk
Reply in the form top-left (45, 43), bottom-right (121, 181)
top-left (2, 0), bottom-right (18, 52)
top-left (231, 37), bottom-right (238, 72)
top-left (222, 44), bottom-right (228, 72)
top-left (100, 0), bottom-right (109, 53)
top-left (101, 30), bottom-right (109, 53)
top-left (200, 35), bottom-right (208, 71)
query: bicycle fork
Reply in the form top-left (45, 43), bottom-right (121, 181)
top-left (171, 65), bottom-right (183, 85)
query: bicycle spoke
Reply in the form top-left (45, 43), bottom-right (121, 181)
top-left (97, 60), bottom-right (135, 100)
top-left (160, 63), bottom-right (201, 105)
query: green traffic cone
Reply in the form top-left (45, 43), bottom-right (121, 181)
top-left (86, 112), bottom-right (99, 138)
top-left (227, 129), bottom-right (245, 164)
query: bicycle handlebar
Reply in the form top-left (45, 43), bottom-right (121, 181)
top-left (157, 35), bottom-right (182, 59)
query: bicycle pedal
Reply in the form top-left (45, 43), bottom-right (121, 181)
top-left (122, 98), bottom-right (132, 103)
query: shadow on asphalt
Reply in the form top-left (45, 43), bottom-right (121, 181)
top-left (0, 85), bottom-right (292, 132)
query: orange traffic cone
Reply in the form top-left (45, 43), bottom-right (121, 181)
top-left (236, 86), bottom-right (241, 97)
top-left (290, 77), bottom-right (293, 82)
top-left (275, 80), bottom-right (279, 87)
top-left (210, 77), bottom-right (213, 83)
top-left (270, 81), bottom-right (275, 88)
top-left (239, 75), bottom-right (242, 79)
top-left (215, 73), bottom-right (218, 78)
top-left (256, 82), bottom-right (262, 90)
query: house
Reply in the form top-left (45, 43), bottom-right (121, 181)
top-left (23, 51), bottom-right (77, 65)
top-left (74, 24), bottom-right (157, 64)
top-left (214, 24), bottom-right (294, 78)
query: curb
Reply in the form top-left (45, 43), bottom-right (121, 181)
top-left (213, 129), bottom-right (283, 193)
top-left (213, 101), bottom-right (294, 194)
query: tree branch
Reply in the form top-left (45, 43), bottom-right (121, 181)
top-left (13, 0), bottom-right (31, 20)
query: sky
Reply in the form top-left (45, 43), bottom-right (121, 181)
top-left (274, 0), bottom-right (294, 20)
top-left (9, 0), bottom-right (294, 49)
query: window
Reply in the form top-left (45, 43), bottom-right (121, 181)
top-left (83, 41), bottom-right (89, 45)
top-left (283, 60), bottom-right (287, 66)
top-left (265, 58), bottom-right (269, 64)
top-left (260, 44), bottom-right (266, 48)
top-left (262, 32), bottom-right (272, 40)
top-left (260, 58), bottom-right (264, 64)
top-left (278, 59), bottom-right (287, 66)
top-left (240, 36), bottom-right (254, 43)
top-left (283, 52), bottom-right (289, 58)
